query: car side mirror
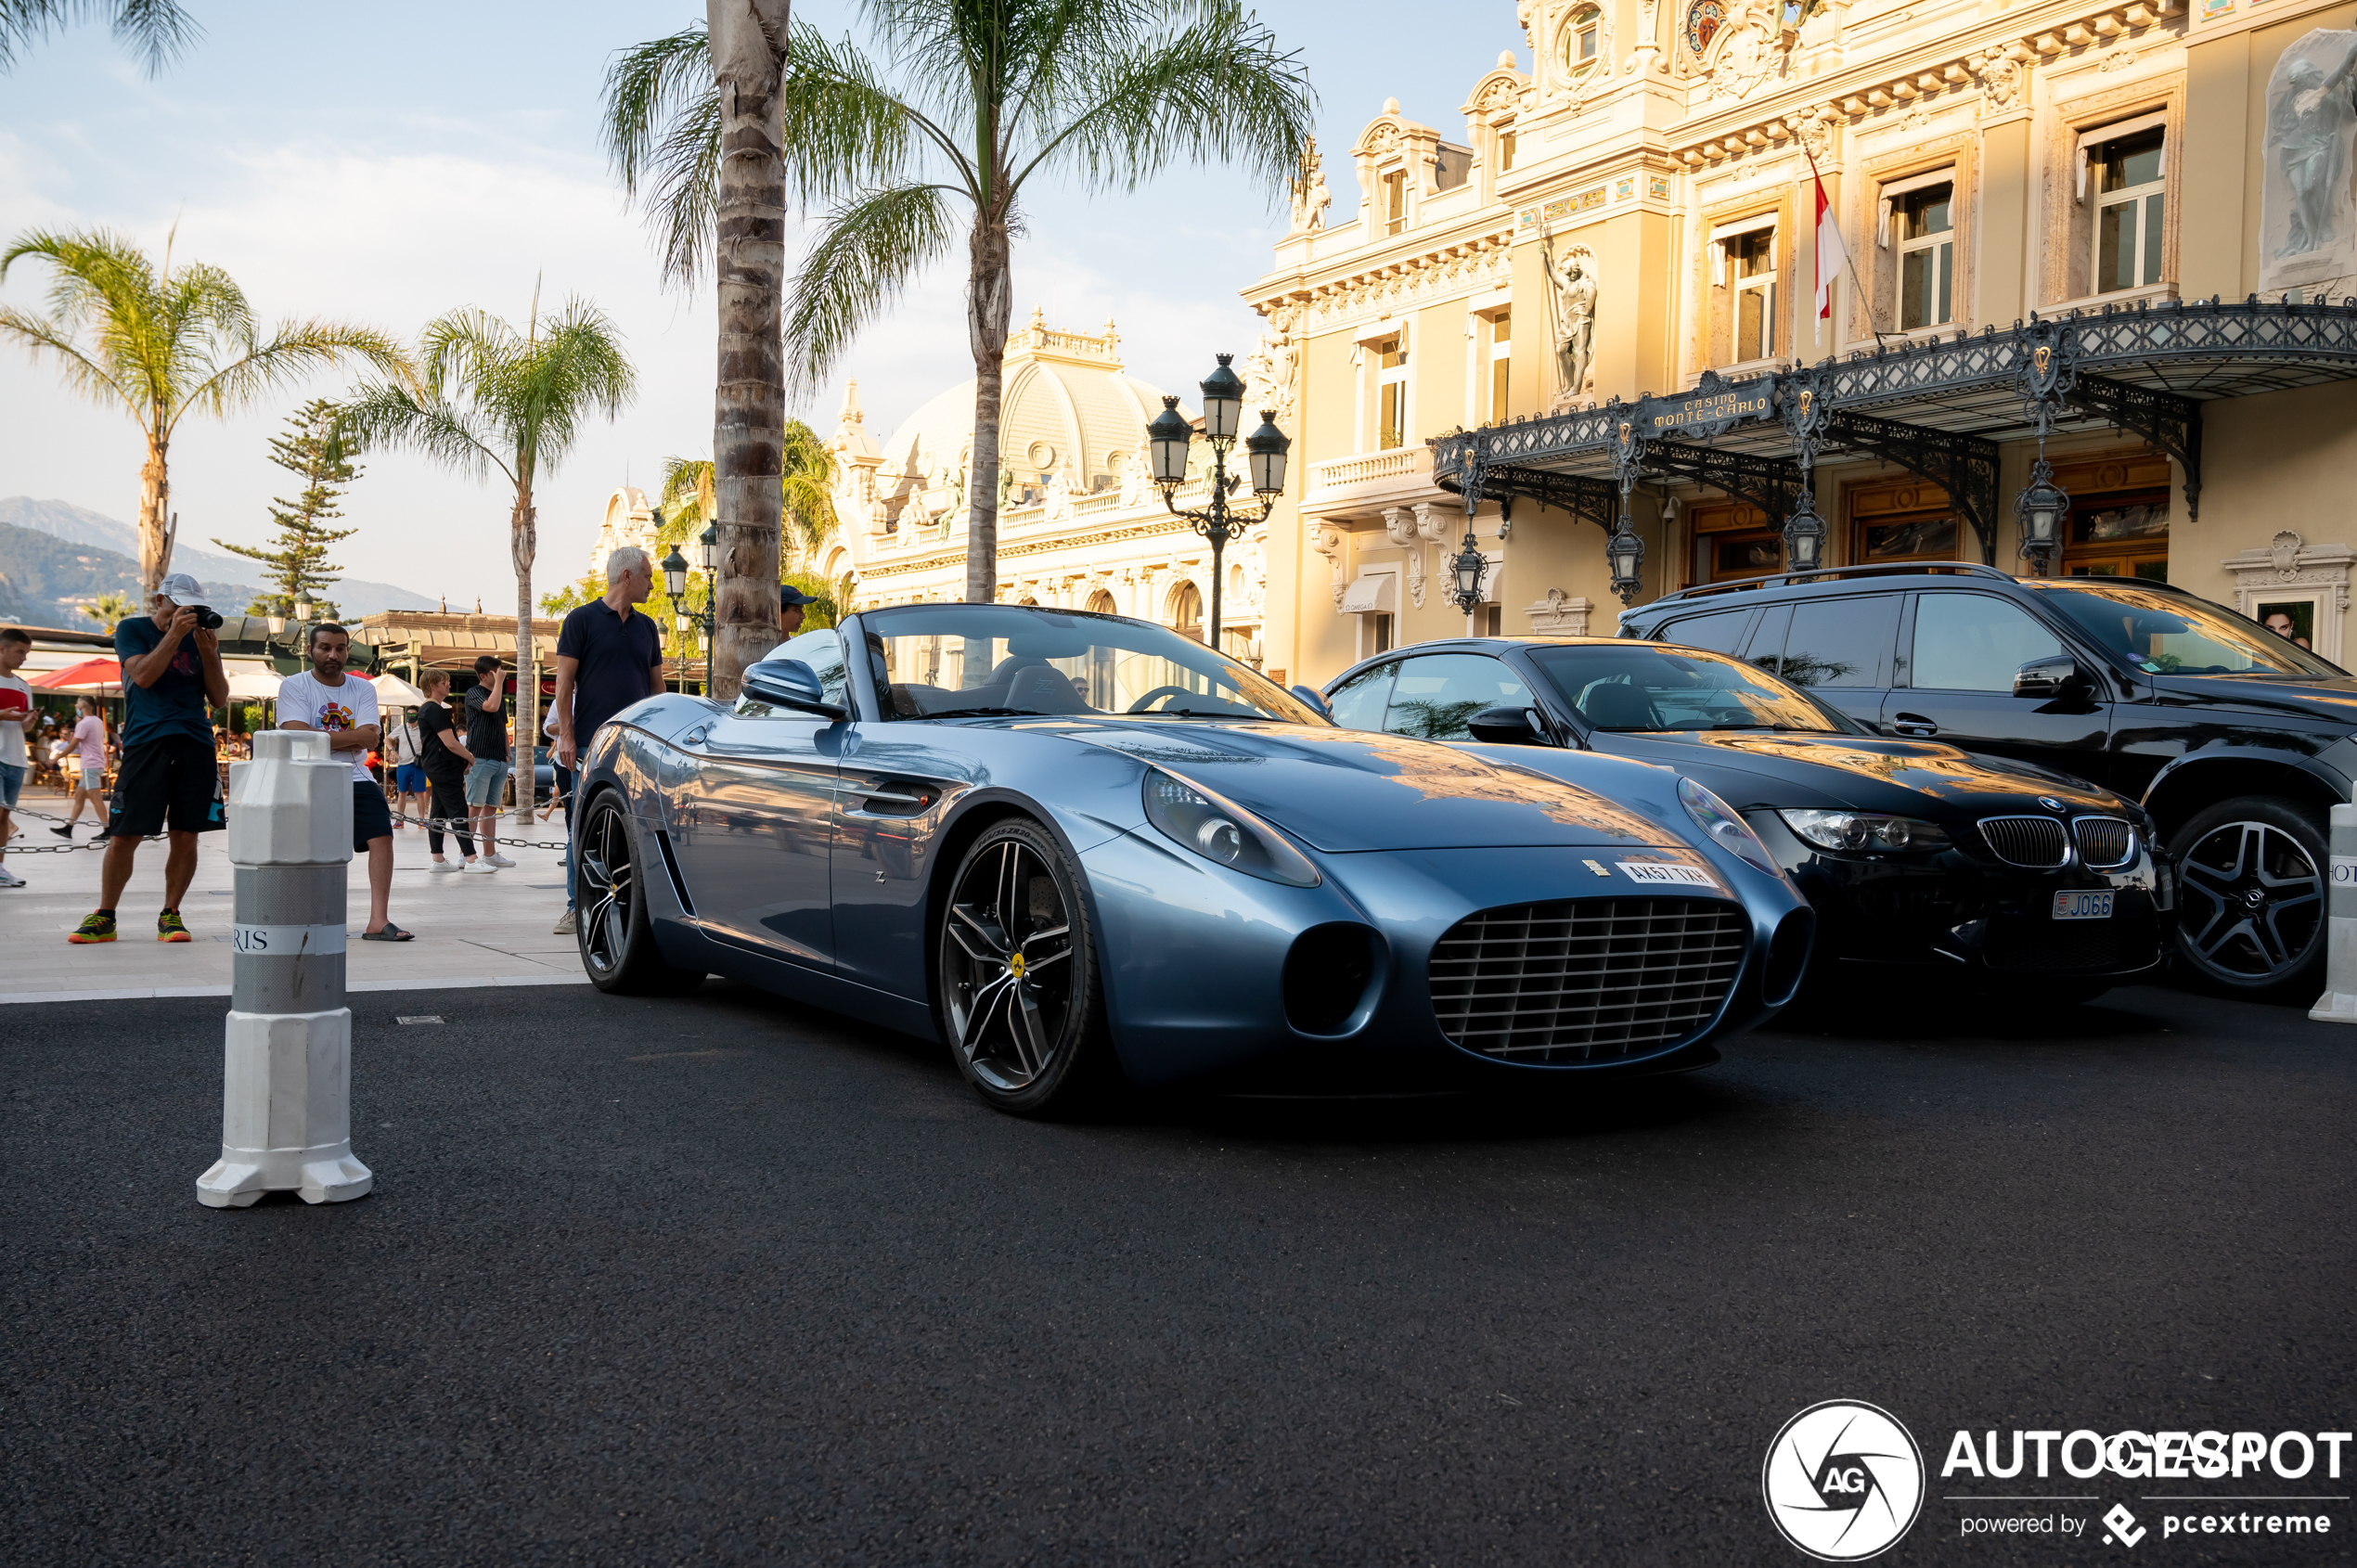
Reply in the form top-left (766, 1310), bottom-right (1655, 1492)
top-left (1291, 684), bottom-right (1333, 720)
top-left (2014, 654), bottom-right (2080, 700)
top-left (742, 659), bottom-right (848, 721)
top-left (1467, 704), bottom-right (1549, 744)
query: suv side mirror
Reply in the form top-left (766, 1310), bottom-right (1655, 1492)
top-left (1467, 704), bottom-right (1549, 745)
top-left (742, 659), bottom-right (848, 721)
top-left (2014, 654), bottom-right (2080, 700)
top-left (1291, 684), bottom-right (1333, 720)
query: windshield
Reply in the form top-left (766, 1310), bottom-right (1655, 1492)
top-left (855, 603), bottom-right (1324, 724)
top-left (1526, 644), bottom-right (1855, 733)
top-left (2026, 583), bottom-right (2346, 677)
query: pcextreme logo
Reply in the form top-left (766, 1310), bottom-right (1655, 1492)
top-left (1763, 1400), bottom-right (1928, 1562)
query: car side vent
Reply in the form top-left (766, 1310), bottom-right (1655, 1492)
top-left (2073, 816), bottom-right (2135, 870)
top-left (653, 829), bottom-right (695, 917)
top-left (1979, 816), bottom-right (2070, 868)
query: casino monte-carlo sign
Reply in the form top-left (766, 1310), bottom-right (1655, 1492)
top-left (1649, 371), bottom-right (1776, 438)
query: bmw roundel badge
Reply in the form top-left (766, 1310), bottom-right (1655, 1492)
top-left (2038, 797), bottom-right (2067, 813)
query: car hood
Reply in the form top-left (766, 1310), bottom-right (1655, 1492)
top-left (1015, 717), bottom-right (1681, 852)
top-left (1583, 729), bottom-right (2132, 816)
top-left (2144, 672), bottom-right (2357, 728)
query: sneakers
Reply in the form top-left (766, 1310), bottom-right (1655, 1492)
top-left (48, 824), bottom-right (73, 837)
top-left (462, 859), bottom-right (496, 875)
top-left (552, 908), bottom-right (576, 934)
top-left (157, 908), bottom-right (191, 943)
top-left (485, 853), bottom-right (518, 868)
top-left (0, 867), bottom-right (24, 889)
top-left (69, 911), bottom-right (116, 944)
top-left (430, 857), bottom-right (460, 873)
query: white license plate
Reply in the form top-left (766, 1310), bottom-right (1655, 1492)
top-left (2053, 890), bottom-right (2115, 921)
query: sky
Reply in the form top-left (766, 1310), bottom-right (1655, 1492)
top-left (0, 1), bottom-right (1516, 609)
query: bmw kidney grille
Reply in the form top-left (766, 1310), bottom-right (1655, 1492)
top-left (2072, 816), bottom-right (2136, 870)
top-left (1428, 898), bottom-right (1747, 1062)
top-left (1977, 816), bottom-right (2072, 868)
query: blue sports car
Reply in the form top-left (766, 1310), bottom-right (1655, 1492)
top-left (571, 603), bottom-right (1814, 1115)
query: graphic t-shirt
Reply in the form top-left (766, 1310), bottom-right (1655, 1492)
top-left (0, 674), bottom-right (28, 768)
top-left (275, 670), bottom-right (380, 783)
top-left (417, 700), bottom-right (467, 783)
top-left (74, 714), bottom-right (107, 772)
top-left (114, 615), bottom-right (216, 748)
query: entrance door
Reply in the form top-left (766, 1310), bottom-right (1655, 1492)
top-left (1882, 589), bottom-right (2115, 785)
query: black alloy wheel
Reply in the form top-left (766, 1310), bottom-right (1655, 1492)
top-left (936, 818), bottom-right (1116, 1115)
top-left (576, 792), bottom-right (703, 996)
top-left (2170, 797), bottom-right (2327, 994)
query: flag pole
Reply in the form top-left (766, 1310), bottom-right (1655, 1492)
top-left (1806, 145), bottom-right (1889, 354)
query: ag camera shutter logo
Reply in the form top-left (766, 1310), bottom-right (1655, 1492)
top-left (1763, 1400), bottom-right (1926, 1561)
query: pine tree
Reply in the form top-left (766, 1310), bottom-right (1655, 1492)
top-left (213, 397), bottom-right (362, 617)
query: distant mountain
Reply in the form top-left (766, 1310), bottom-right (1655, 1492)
top-left (0, 521), bottom-right (254, 633)
top-left (0, 496), bottom-right (440, 619)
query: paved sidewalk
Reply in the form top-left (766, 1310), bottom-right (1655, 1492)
top-left (0, 786), bottom-right (586, 1002)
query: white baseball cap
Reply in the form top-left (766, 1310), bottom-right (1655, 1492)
top-left (156, 573), bottom-right (211, 609)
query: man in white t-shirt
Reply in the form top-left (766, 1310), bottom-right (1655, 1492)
top-left (277, 623), bottom-right (409, 941)
top-left (0, 627), bottom-right (34, 889)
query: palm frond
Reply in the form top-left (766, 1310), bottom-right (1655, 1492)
top-left (600, 24), bottom-right (720, 289)
top-left (335, 381), bottom-right (511, 485)
top-left (0, 302), bottom-right (135, 416)
top-left (171, 320), bottom-right (410, 432)
top-left (659, 456), bottom-right (716, 533)
top-left (782, 24), bottom-right (940, 200)
top-left (782, 182), bottom-right (956, 402)
top-left (780, 418), bottom-right (839, 555)
top-left (0, 0), bottom-right (201, 75)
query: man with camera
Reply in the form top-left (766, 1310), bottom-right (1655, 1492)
top-left (72, 574), bottom-right (229, 944)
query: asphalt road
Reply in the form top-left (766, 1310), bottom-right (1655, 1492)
top-left (3, 979), bottom-right (2351, 1567)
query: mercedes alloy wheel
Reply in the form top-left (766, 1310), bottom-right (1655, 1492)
top-left (2170, 797), bottom-right (2326, 994)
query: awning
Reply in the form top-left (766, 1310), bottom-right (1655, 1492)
top-left (1340, 572), bottom-right (1397, 614)
top-left (30, 658), bottom-right (121, 693)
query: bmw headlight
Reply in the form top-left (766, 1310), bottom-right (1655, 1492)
top-left (1678, 775), bottom-right (1780, 876)
top-left (1142, 768), bottom-right (1320, 887)
top-left (1779, 808), bottom-right (1953, 854)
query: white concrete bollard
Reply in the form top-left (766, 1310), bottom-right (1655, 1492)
top-left (2310, 790), bottom-right (2357, 1023)
top-left (195, 728), bottom-right (374, 1206)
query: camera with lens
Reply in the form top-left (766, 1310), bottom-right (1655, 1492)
top-left (188, 606), bottom-right (225, 631)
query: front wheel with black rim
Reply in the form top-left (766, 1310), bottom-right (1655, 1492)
top-left (936, 818), bottom-right (1120, 1117)
top-left (2170, 795), bottom-right (2327, 995)
top-left (576, 791), bottom-right (704, 996)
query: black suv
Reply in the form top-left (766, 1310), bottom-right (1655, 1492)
top-left (1620, 562), bottom-right (2352, 996)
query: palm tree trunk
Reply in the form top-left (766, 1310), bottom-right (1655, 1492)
top-left (963, 217), bottom-right (1012, 605)
top-left (138, 431), bottom-right (172, 595)
top-left (511, 489), bottom-right (539, 829)
top-left (708, 0), bottom-right (791, 700)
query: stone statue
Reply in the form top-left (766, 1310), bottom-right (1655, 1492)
top-left (1552, 249), bottom-right (1598, 404)
top-left (1118, 448), bottom-right (1150, 508)
top-left (1243, 307), bottom-right (1299, 431)
top-left (2270, 33), bottom-right (2357, 267)
top-left (1290, 136), bottom-right (1330, 232)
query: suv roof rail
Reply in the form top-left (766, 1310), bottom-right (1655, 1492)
top-left (1635, 560), bottom-right (2017, 610)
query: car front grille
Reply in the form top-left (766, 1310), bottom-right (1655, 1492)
top-left (1429, 897), bottom-right (1747, 1063)
top-left (1979, 816), bottom-right (2071, 868)
top-left (1984, 912), bottom-right (2158, 972)
top-left (2074, 816), bottom-right (2136, 869)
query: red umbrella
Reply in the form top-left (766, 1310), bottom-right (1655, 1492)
top-left (30, 657), bottom-right (122, 692)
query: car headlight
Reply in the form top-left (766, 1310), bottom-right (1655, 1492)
top-left (1779, 808), bottom-right (1953, 854)
top-left (1142, 768), bottom-right (1320, 887)
top-left (1677, 775), bottom-right (1780, 876)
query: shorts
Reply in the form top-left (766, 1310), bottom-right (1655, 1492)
top-left (464, 759), bottom-right (511, 807)
top-left (109, 734), bottom-right (220, 837)
top-left (0, 762), bottom-right (21, 810)
top-left (352, 780), bottom-right (393, 848)
top-left (393, 763), bottom-right (429, 795)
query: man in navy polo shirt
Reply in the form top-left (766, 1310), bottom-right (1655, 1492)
top-left (550, 546), bottom-right (664, 934)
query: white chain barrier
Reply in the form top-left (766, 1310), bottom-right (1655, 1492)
top-left (195, 729), bottom-right (374, 1208)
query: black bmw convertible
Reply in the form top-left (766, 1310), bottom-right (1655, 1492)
top-left (1322, 636), bottom-right (2176, 1002)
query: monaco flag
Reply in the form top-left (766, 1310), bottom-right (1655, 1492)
top-left (1808, 148), bottom-right (1848, 341)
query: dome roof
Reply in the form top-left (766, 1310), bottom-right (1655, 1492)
top-left (876, 311), bottom-right (1182, 490)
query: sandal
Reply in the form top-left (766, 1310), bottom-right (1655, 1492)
top-left (360, 922), bottom-right (415, 942)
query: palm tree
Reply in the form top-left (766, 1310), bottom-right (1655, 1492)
top-left (0, 226), bottom-right (406, 593)
top-left (340, 296), bottom-right (637, 827)
top-left (602, 0), bottom-right (1311, 619)
top-left (658, 419), bottom-right (838, 571)
top-left (79, 589), bottom-right (133, 628)
top-left (0, 0), bottom-right (200, 74)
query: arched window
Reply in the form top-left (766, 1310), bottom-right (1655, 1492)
top-left (1170, 582), bottom-right (1204, 641)
top-left (1086, 589), bottom-right (1117, 615)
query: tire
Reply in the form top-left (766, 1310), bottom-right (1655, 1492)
top-left (2169, 795), bottom-right (2327, 996)
top-left (935, 817), bottom-right (1121, 1117)
top-left (576, 791), bottom-right (704, 996)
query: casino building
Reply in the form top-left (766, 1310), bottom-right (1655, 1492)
top-left (1242, 0), bottom-right (2357, 688)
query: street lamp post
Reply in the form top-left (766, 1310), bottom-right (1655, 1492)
top-left (1146, 353), bottom-right (1292, 654)
top-left (661, 520), bottom-right (721, 693)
